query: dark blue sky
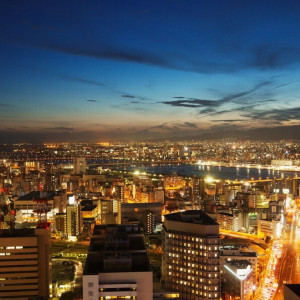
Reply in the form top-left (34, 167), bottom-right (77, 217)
top-left (1, 0), bottom-right (300, 142)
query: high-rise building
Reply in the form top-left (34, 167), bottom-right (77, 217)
top-left (100, 199), bottom-right (121, 225)
top-left (192, 177), bottom-right (205, 207)
top-left (162, 210), bottom-right (220, 299)
top-left (114, 182), bottom-right (125, 202)
top-left (0, 228), bottom-right (51, 299)
top-left (73, 157), bottom-right (86, 174)
top-left (66, 202), bottom-right (82, 237)
top-left (83, 224), bottom-right (152, 300)
top-left (224, 260), bottom-right (254, 300)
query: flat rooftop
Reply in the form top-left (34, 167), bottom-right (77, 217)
top-left (0, 228), bottom-right (36, 237)
top-left (84, 224), bottom-right (152, 275)
top-left (164, 210), bottom-right (218, 226)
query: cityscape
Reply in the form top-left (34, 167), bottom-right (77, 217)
top-left (1, 1), bottom-right (300, 300)
top-left (0, 141), bottom-right (300, 299)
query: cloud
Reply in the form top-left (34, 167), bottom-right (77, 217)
top-left (160, 99), bottom-right (216, 108)
top-left (183, 122), bottom-right (198, 128)
top-left (242, 106), bottom-right (300, 122)
top-left (275, 80), bottom-right (300, 89)
top-left (43, 126), bottom-right (74, 131)
top-left (130, 101), bottom-right (140, 104)
top-left (211, 119), bottom-right (245, 123)
top-left (249, 45), bottom-right (300, 70)
top-left (122, 94), bottom-right (135, 98)
top-left (61, 75), bottom-right (106, 87)
top-left (85, 99), bottom-right (98, 103)
top-left (161, 81), bottom-right (271, 111)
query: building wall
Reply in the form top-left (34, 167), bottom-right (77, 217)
top-left (83, 272), bottom-right (153, 300)
top-left (162, 214), bottom-right (220, 300)
top-left (0, 229), bottom-right (51, 299)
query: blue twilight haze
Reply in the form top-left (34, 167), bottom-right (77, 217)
top-left (1, 0), bottom-right (300, 142)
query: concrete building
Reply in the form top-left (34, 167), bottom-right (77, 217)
top-left (73, 157), bottom-right (86, 174)
top-left (154, 187), bottom-right (165, 204)
top-left (54, 212), bottom-right (66, 236)
top-left (83, 224), bottom-right (152, 300)
top-left (217, 211), bottom-right (241, 232)
top-left (66, 203), bottom-right (82, 238)
top-left (100, 199), bottom-right (121, 225)
top-left (224, 260), bottom-right (253, 300)
top-left (0, 228), bottom-right (51, 299)
top-left (121, 202), bottom-right (162, 234)
top-left (257, 219), bottom-right (282, 239)
top-left (220, 246), bottom-right (257, 283)
top-left (162, 210), bottom-right (220, 300)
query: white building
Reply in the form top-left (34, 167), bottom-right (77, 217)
top-left (83, 224), bottom-right (153, 300)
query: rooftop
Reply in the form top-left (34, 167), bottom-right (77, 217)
top-left (84, 224), bottom-right (151, 275)
top-left (0, 228), bottom-right (36, 237)
top-left (164, 210), bottom-right (218, 226)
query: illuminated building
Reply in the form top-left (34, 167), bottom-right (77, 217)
top-left (155, 187), bottom-right (165, 203)
top-left (14, 191), bottom-right (54, 223)
top-left (100, 199), bottom-right (121, 225)
top-left (44, 163), bottom-right (56, 191)
top-left (83, 224), bottom-right (152, 300)
top-left (121, 203), bottom-right (162, 233)
top-left (220, 246), bottom-right (257, 284)
top-left (54, 212), bottom-right (66, 236)
top-left (224, 260), bottom-right (253, 300)
top-left (73, 157), bottom-right (86, 174)
top-left (0, 228), bottom-right (51, 299)
top-left (66, 199), bottom-right (82, 238)
top-left (114, 181), bottom-right (125, 202)
top-left (217, 211), bottom-right (241, 232)
top-left (162, 210), bottom-right (220, 300)
top-left (257, 219), bottom-right (282, 239)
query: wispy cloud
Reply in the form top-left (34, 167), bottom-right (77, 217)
top-left (61, 75), bottom-right (106, 87)
top-left (85, 99), bottom-right (99, 103)
top-left (161, 82), bottom-right (271, 113)
top-left (43, 126), bottom-right (74, 131)
top-left (242, 106), bottom-right (300, 122)
top-left (211, 119), bottom-right (245, 123)
top-left (122, 94), bottom-right (136, 98)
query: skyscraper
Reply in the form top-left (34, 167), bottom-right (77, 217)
top-left (162, 210), bottom-right (220, 299)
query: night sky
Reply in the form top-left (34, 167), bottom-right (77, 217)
top-left (1, 0), bottom-right (300, 143)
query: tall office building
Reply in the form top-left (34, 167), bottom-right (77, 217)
top-left (162, 210), bottom-right (220, 300)
top-left (83, 224), bottom-right (152, 300)
top-left (66, 202), bottom-right (82, 238)
top-left (73, 157), bottom-right (86, 174)
top-left (114, 182), bottom-right (125, 202)
top-left (0, 228), bottom-right (51, 299)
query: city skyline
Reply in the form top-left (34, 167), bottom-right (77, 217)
top-left (1, 1), bottom-right (300, 143)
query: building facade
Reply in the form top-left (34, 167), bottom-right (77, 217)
top-left (83, 224), bottom-right (152, 300)
top-left (0, 228), bottom-right (51, 299)
top-left (162, 210), bottom-right (220, 300)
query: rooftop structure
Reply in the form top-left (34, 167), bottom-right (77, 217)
top-left (83, 224), bottom-right (152, 300)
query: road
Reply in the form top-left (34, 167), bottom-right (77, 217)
top-left (274, 210), bottom-right (300, 300)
